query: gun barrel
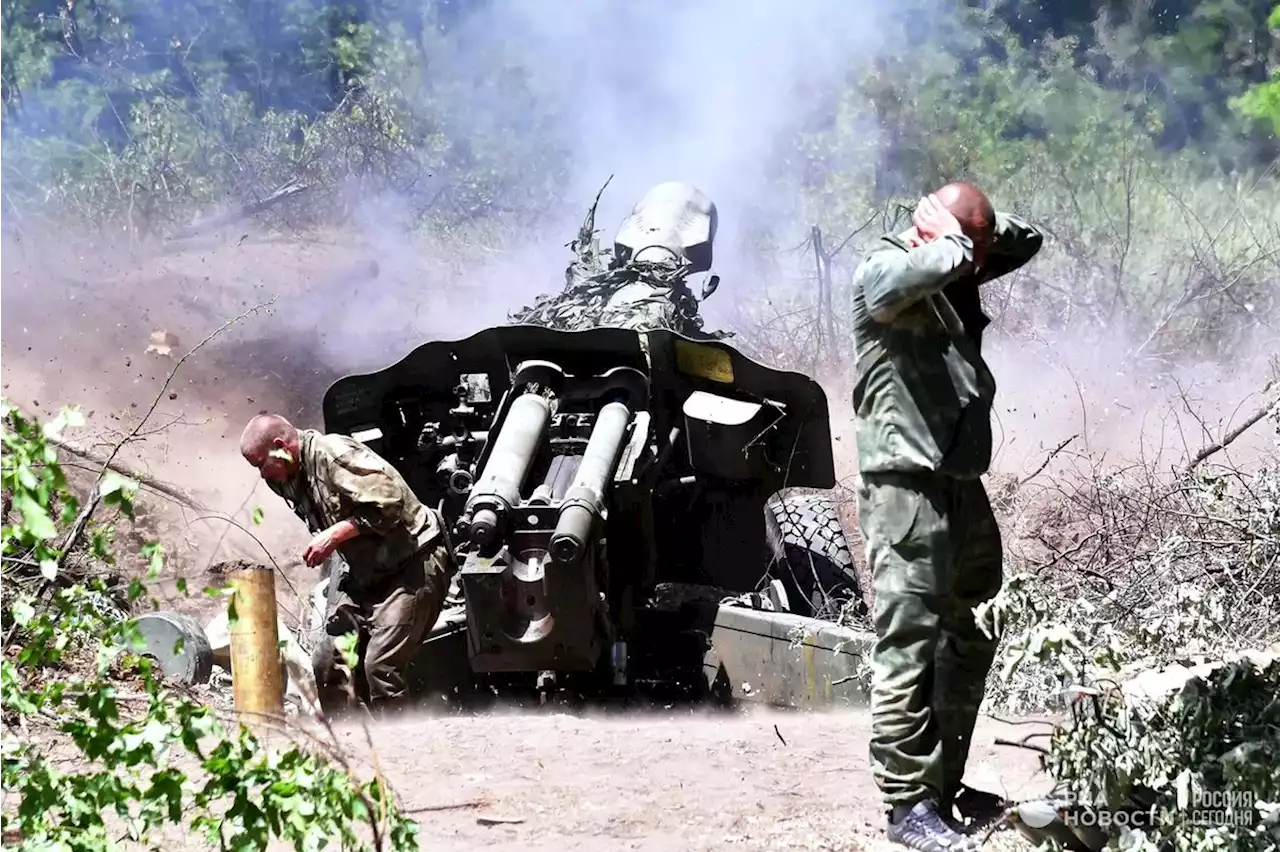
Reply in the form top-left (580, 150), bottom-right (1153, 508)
top-left (468, 391), bottom-right (551, 545)
top-left (550, 400), bottom-right (632, 562)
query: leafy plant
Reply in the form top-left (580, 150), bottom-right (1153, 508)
top-left (1, 400), bottom-right (420, 852)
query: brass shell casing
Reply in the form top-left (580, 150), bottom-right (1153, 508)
top-left (228, 563), bottom-right (285, 720)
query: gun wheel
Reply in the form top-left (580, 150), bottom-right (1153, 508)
top-left (764, 492), bottom-right (867, 623)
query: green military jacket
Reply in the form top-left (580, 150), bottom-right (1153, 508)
top-left (267, 429), bottom-right (441, 593)
top-left (851, 212), bottom-right (1044, 479)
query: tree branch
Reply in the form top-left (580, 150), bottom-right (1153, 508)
top-left (1183, 390), bottom-right (1279, 475)
top-left (45, 435), bottom-right (209, 511)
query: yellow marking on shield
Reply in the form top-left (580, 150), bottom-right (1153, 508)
top-left (675, 339), bottom-right (735, 383)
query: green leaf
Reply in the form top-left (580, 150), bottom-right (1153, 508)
top-left (10, 597), bottom-right (36, 626)
top-left (334, 632), bottom-right (359, 670)
top-left (141, 542), bottom-right (165, 577)
top-left (100, 471), bottom-right (141, 518)
top-left (16, 495), bottom-right (57, 541)
top-left (100, 471), bottom-right (138, 497)
top-left (41, 406), bottom-right (86, 439)
top-left (252, 506), bottom-right (265, 525)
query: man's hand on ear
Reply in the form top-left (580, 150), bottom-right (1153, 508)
top-left (912, 193), bottom-right (965, 243)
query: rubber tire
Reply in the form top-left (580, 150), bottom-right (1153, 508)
top-left (764, 492), bottom-right (865, 621)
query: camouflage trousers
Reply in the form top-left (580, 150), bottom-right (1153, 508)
top-left (314, 542), bottom-right (455, 710)
top-left (855, 471), bottom-right (1004, 809)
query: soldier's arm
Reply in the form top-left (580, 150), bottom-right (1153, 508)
top-left (859, 234), bottom-right (975, 323)
top-left (974, 212), bottom-right (1044, 285)
top-left (327, 449), bottom-right (407, 538)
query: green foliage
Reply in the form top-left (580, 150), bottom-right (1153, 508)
top-left (2, 0), bottom-right (1278, 366)
top-left (1229, 5), bottom-right (1280, 132)
top-left (0, 400), bottom-right (420, 852)
top-left (2, 403), bottom-right (84, 580)
top-left (0, 0), bottom-right (570, 233)
top-left (1047, 654), bottom-right (1280, 850)
top-left (731, 2), bottom-right (1280, 371)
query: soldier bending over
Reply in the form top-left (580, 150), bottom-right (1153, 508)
top-left (850, 183), bottom-right (1043, 850)
top-left (239, 413), bottom-right (456, 712)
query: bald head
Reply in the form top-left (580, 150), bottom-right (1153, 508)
top-left (240, 413), bottom-right (300, 482)
top-left (935, 181), bottom-right (996, 253)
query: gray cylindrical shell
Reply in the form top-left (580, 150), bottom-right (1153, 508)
top-left (135, 611), bottom-right (215, 685)
top-left (568, 401), bottom-right (632, 501)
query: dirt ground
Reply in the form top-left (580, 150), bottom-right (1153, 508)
top-left (2, 226), bottom-right (1055, 851)
top-left (322, 705), bottom-right (1056, 852)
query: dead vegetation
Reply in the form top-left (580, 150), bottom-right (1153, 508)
top-left (2, 38), bottom-right (1278, 852)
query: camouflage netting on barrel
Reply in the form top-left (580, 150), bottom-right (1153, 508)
top-left (509, 179), bottom-right (732, 341)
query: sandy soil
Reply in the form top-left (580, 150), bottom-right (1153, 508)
top-left (324, 705), bottom-right (1056, 852)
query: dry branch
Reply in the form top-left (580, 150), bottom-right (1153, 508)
top-left (1020, 434), bottom-right (1079, 486)
top-left (46, 435), bottom-right (209, 511)
top-left (59, 298), bottom-right (279, 562)
top-left (170, 181), bottom-right (310, 240)
top-left (1183, 391), bottom-right (1279, 474)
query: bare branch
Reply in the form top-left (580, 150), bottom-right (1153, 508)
top-left (1019, 435), bottom-right (1079, 487)
top-left (1184, 390), bottom-right (1279, 474)
top-left (45, 434), bottom-right (208, 512)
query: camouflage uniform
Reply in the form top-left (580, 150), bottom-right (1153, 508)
top-left (267, 429), bottom-right (456, 707)
top-left (850, 213), bottom-right (1043, 810)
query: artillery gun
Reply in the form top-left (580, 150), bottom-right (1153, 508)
top-left (309, 182), bottom-right (873, 709)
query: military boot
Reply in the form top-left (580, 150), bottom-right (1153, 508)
top-left (886, 800), bottom-right (978, 851)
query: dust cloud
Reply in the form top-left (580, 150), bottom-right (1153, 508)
top-left (309, 0), bottom-right (899, 367)
top-left (3, 0), bottom-right (1275, 584)
top-left (982, 317), bottom-right (1278, 480)
top-left (0, 0), bottom-right (911, 585)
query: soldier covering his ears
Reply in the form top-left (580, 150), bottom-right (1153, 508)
top-left (850, 182), bottom-right (1045, 851)
top-left (240, 413), bottom-right (457, 712)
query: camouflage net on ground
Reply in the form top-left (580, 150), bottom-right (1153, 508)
top-left (509, 182), bottom-right (731, 341)
top-left (1008, 649), bottom-right (1280, 851)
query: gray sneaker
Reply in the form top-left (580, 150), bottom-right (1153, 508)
top-left (886, 800), bottom-right (978, 851)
